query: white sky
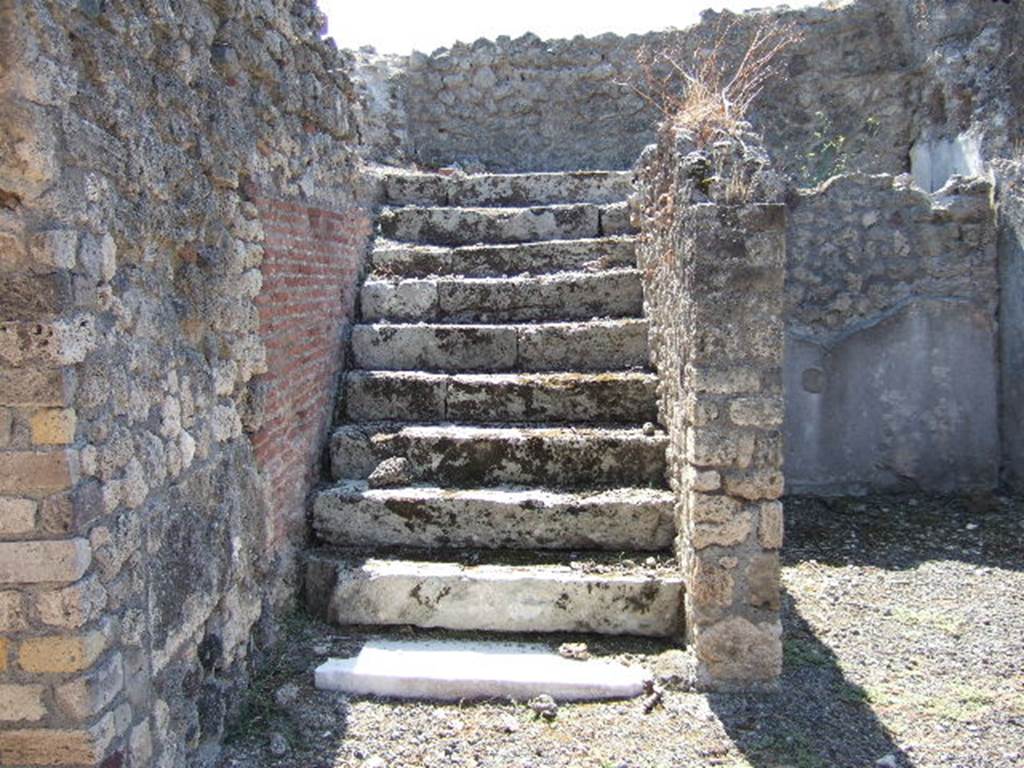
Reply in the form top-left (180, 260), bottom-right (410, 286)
top-left (318, 0), bottom-right (822, 54)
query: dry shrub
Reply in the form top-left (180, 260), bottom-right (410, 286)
top-left (631, 16), bottom-right (802, 145)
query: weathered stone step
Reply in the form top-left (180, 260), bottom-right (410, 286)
top-left (379, 204), bottom-right (608, 246)
top-left (329, 423), bottom-right (668, 488)
top-left (305, 551), bottom-right (684, 637)
top-left (313, 482), bottom-right (675, 550)
top-left (351, 319), bottom-right (649, 372)
top-left (360, 269), bottom-right (643, 323)
top-left (370, 236), bottom-right (637, 278)
top-left (377, 169), bottom-right (633, 207)
top-left (343, 371), bottom-right (658, 423)
top-left (315, 640), bottom-right (650, 702)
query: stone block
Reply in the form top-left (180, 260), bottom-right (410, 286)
top-left (691, 513), bottom-right (752, 549)
top-left (19, 631), bottom-right (107, 673)
top-left (688, 492), bottom-right (742, 523)
top-left (0, 685), bottom-right (46, 722)
top-left (686, 428), bottom-right (755, 469)
top-left (0, 637), bottom-right (6, 672)
top-left (436, 269), bottom-right (642, 323)
top-left (37, 576), bottom-right (107, 628)
top-left (329, 425), bottom-right (381, 480)
top-left (0, 539), bottom-right (91, 584)
top-left (746, 553), bottom-right (780, 610)
top-left (55, 652), bottom-right (124, 719)
top-left (352, 323), bottom-right (518, 372)
top-left (689, 556), bottom-right (734, 609)
top-left (758, 501), bottom-right (784, 549)
top-left (0, 272), bottom-right (68, 320)
top-left (0, 449), bottom-right (75, 495)
top-left (517, 319), bottom-right (649, 372)
top-left (0, 408), bottom-right (11, 446)
top-left (729, 396), bottom-right (783, 428)
top-left (688, 366), bottom-right (760, 395)
top-left (129, 721), bottom-right (152, 767)
top-left (29, 408), bottom-right (77, 445)
top-left (0, 367), bottom-right (66, 406)
top-left (685, 467), bottom-right (721, 492)
top-left (29, 230), bottom-right (78, 271)
top-left (0, 497), bottom-right (36, 534)
top-left (360, 279), bottom-right (439, 322)
top-left (344, 371), bottom-right (447, 422)
top-left (379, 203), bottom-right (600, 246)
top-left (695, 616), bottom-right (782, 686)
top-left (315, 639), bottom-right (648, 701)
top-left (0, 591), bottom-right (25, 631)
top-left (314, 482), bottom-right (675, 551)
top-left (0, 716), bottom-right (117, 766)
top-left (723, 469), bottom-right (784, 500)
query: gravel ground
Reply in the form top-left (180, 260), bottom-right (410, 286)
top-left (219, 493), bottom-right (1024, 768)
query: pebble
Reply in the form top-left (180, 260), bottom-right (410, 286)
top-left (558, 642), bottom-right (590, 660)
top-left (642, 421), bottom-right (657, 436)
top-left (274, 682), bottom-right (300, 707)
top-left (875, 754), bottom-right (898, 768)
top-left (268, 732), bottom-right (289, 757)
top-left (528, 694), bottom-right (558, 719)
top-left (498, 714), bottom-right (521, 733)
top-left (363, 757), bottom-right (387, 768)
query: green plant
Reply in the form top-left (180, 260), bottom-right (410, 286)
top-left (799, 111), bottom-right (848, 185)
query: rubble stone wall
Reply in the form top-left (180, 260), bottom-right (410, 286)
top-left (0, 1), bottom-right (369, 766)
top-left (369, 0), bottom-right (1022, 179)
top-left (637, 133), bottom-right (786, 690)
top-left (784, 174), bottom-right (1000, 494)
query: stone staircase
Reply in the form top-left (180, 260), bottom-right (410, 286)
top-left (305, 169), bottom-right (684, 640)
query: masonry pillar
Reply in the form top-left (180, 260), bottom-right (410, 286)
top-left (637, 130), bottom-right (786, 691)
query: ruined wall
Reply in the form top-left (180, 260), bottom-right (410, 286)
top-left (637, 132), bottom-right (786, 690)
top-left (784, 173), bottom-right (1000, 494)
top-left (360, 0), bottom-right (1021, 183)
top-left (0, 1), bottom-right (368, 766)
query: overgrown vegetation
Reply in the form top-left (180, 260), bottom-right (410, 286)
top-left (631, 17), bottom-right (802, 145)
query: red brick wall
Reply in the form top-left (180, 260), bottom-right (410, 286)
top-left (251, 199), bottom-right (371, 548)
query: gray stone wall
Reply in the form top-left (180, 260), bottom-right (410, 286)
top-left (993, 161), bottom-right (1024, 491)
top-left (358, 0), bottom-right (1022, 180)
top-left (0, 1), bottom-right (367, 766)
top-left (637, 131), bottom-right (787, 690)
top-left (402, 32), bottom-right (659, 172)
top-left (784, 174), bottom-right (1000, 494)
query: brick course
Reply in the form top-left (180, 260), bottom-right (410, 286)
top-left (252, 201), bottom-right (370, 548)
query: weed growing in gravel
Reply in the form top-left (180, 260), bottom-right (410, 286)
top-left (224, 610), bottom-right (309, 748)
top-left (783, 636), bottom-right (832, 668)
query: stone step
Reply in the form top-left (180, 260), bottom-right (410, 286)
top-left (351, 319), bottom-right (649, 373)
top-left (329, 423), bottom-right (668, 488)
top-left (360, 269), bottom-right (643, 324)
top-left (313, 482), bottom-right (675, 550)
top-left (305, 551), bottom-right (684, 637)
top-left (377, 169), bottom-right (633, 207)
top-left (343, 371), bottom-right (658, 423)
top-left (314, 640), bottom-right (650, 701)
top-left (370, 236), bottom-right (637, 278)
top-left (379, 204), bottom-right (607, 246)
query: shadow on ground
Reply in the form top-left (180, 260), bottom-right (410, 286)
top-left (709, 492), bottom-right (1022, 768)
top-left (708, 592), bottom-right (910, 768)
